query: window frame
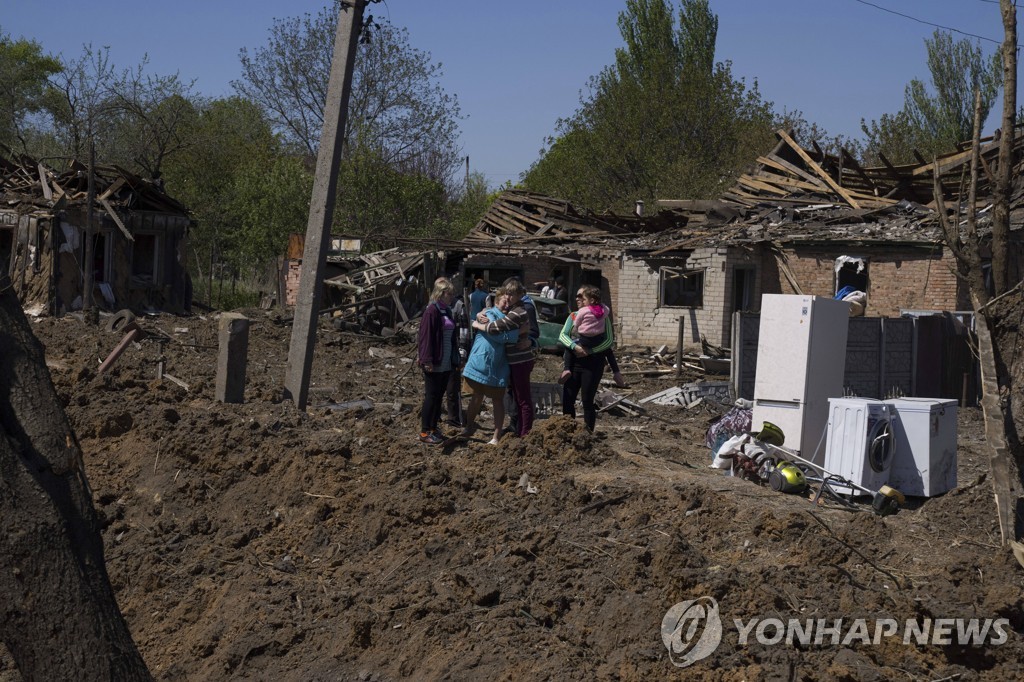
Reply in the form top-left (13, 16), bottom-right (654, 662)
top-left (659, 266), bottom-right (705, 308)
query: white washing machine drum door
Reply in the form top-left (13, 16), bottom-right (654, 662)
top-left (867, 419), bottom-right (893, 473)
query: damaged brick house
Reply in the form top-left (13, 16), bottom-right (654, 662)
top-left (1, 154), bottom-right (193, 314)
top-left (464, 130), bottom-right (1024, 350)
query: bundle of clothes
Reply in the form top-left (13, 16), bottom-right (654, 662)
top-left (705, 402), bottom-right (786, 483)
top-left (835, 285), bottom-right (867, 316)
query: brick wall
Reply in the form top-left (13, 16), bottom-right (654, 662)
top-left (767, 245), bottom-right (967, 314)
top-left (615, 248), bottom-right (733, 349)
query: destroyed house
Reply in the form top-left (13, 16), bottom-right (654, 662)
top-left (462, 130), bottom-right (1024, 351)
top-left (0, 154), bottom-right (193, 314)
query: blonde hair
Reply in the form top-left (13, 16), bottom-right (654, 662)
top-left (431, 278), bottom-right (454, 302)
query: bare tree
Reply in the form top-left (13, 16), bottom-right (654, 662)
top-left (46, 44), bottom-right (120, 163)
top-left (934, 88), bottom-right (990, 310)
top-left (0, 281), bottom-right (151, 680)
top-left (233, 3), bottom-right (462, 187)
top-left (106, 61), bottom-right (200, 178)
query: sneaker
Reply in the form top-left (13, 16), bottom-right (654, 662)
top-left (486, 437), bottom-right (500, 445)
top-left (558, 370), bottom-right (571, 385)
top-left (419, 431), bottom-right (444, 445)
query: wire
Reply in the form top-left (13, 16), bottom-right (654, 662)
top-left (850, 0), bottom-right (1020, 47)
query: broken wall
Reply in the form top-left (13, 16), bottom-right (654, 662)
top-left (3, 211), bottom-right (52, 311)
top-left (766, 245), bottom-right (966, 315)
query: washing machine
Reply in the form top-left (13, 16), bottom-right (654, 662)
top-left (822, 398), bottom-right (894, 496)
top-left (883, 398), bottom-right (958, 497)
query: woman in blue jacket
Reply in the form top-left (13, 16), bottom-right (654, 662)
top-left (461, 295), bottom-right (520, 444)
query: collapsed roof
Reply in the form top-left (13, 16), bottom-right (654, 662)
top-left (465, 128), bottom-right (1024, 252)
top-left (0, 152), bottom-right (189, 217)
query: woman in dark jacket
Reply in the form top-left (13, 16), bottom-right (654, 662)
top-left (416, 278), bottom-right (459, 444)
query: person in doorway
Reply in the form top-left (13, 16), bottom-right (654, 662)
top-left (462, 293), bottom-right (520, 444)
top-left (558, 286), bottom-right (626, 388)
top-left (538, 277), bottom-right (556, 300)
top-left (474, 278), bottom-right (537, 437)
top-left (469, 278), bottom-right (489, 319)
top-left (416, 278), bottom-right (459, 445)
top-left (552, 276), bottom-right (568, 305)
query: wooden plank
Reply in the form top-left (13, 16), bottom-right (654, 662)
top-left (532, 221), bottom-right (556, 237)
top-left (737, 174), bottom-right (790, 197)
top-left (911, 140), bottom-right (999, 177)
top-left (776, 130), bottom-right (861, 209)
top-left (390, 289), bottom-right (408, 323)
top-left (97, 176), bottom-right (127, 202)
top-left (655, 199), bottom-right (735, 211)
top-left (752, 171), bottom-right (829, 194)
top-left (37, 164), bottom-right (53, 201)
top-left (720, 192), bottom-right (758, 207)
top-left (493, 200), bottom-right (549, 228)
top-left (99, 198), bottom-right (134, 242)
top-left (773, 250), bottom-right (804, 295)
top-left (762, 153), bottom-right (830, 190)
top-left (841, 148), bottom-right (879, 191)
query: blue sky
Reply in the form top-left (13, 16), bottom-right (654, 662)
top-left (3, 0), bottom-right (1019, 188)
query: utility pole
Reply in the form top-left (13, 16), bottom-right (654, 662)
top-left (284, 0), bottom-right (365, 410)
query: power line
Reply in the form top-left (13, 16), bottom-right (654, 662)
top-left (850, 0), bottom-right (1016, 47)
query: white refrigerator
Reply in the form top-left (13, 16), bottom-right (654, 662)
top-left (752, 294), bottom-right (850, 463)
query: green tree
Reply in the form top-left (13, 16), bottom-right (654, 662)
top-left (0, 29), bottom-right (62, 153)
top-left (522, 0), bottom-right (776, 210)
top-left (449, 170), bottom-right (492, 238)
top-left (161, 96), bottom-right (283, 299)
top-left (861, 30), bottom-right (1001, 164)
top-left (334, 142), bottom-right (450, 247)
top-left (107, 67), bottom-right (200, 178)
top-left (224, 153), bottom-right (313, 272)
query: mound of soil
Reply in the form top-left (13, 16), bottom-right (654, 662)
top-left (4, 304), bottom-right (1023, 680)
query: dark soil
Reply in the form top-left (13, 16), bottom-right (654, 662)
top-left (3, 300), bottom-right (1024, 681)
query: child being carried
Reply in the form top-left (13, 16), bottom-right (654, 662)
top-left (558, 285), bottom-right (626, 387)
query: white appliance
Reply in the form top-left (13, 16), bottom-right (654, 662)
top-left (752, 294), bottom-right (850, 463)
top-left (823, 398), bottom-right (894, 495)
top-left (884, 398), bottom-right (958, 497)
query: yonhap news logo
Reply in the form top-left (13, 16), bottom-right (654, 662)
top-left (662, 596), bottom-right (1010, 668)
top-left (660, 596), bottom-right (723, 668)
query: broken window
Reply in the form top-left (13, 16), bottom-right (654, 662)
top-left (131, 233), bottom-right (160, 286)
top-left (84, 231), bottom-right (112, 284)
top-left (834, 256), bottom-right (867, 295)
top-left (660, 267), bottom-right (704, 307)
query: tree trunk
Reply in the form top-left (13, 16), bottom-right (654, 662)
top-left (0, 282), bottom-right (151, 681)
top-left (992, 0), bottom-right (1017, 295)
